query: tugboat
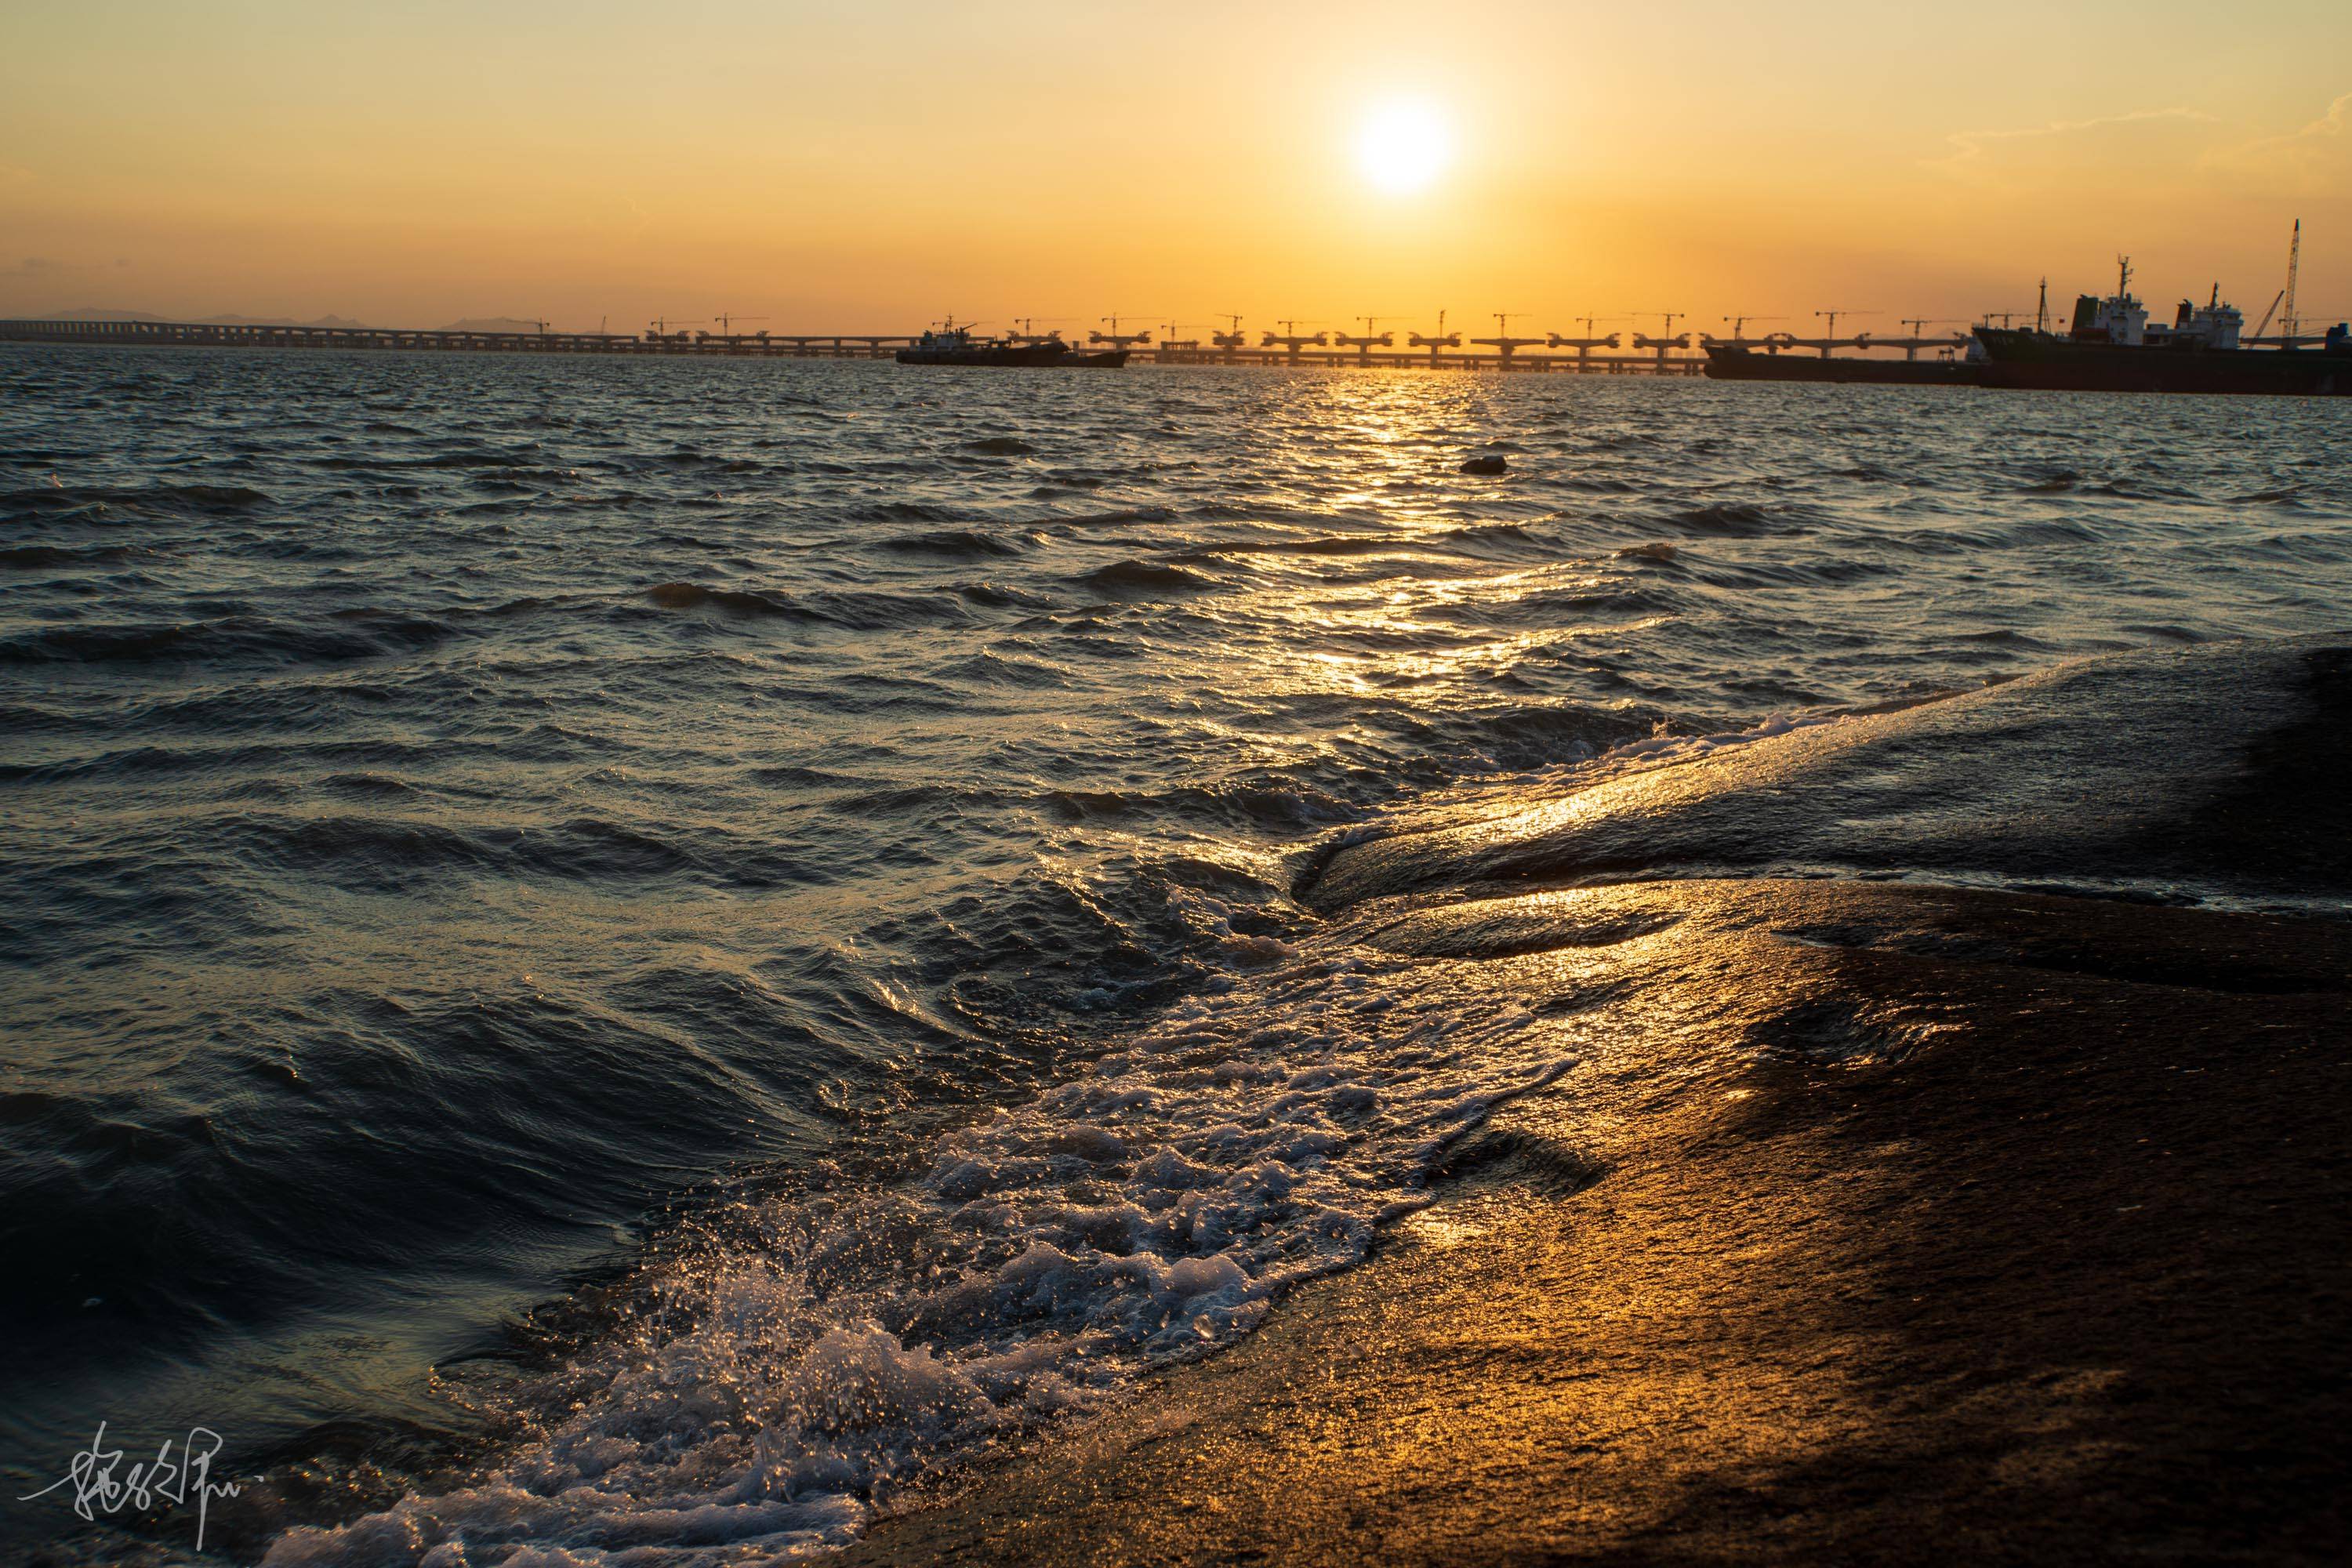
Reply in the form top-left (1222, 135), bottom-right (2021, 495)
top-left (1973, 260), bottom-right (2349, 396)
top-left (895, 320), bottom-right (1128, 368)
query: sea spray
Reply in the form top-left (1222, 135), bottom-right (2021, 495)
top-left (263, 942), bottom-right (1572, 1565)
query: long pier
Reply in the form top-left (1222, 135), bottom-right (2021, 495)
top-left (0, 318), bottom-right (918, 358)
top-left (0, 316), bottom-right (1711, 374)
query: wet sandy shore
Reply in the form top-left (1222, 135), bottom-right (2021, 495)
top-left (847, 637), bottom-right (2352, 1566)
top-left (846, 877), bottom-right (2350, 1565)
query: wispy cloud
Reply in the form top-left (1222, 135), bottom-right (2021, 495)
top-left (4, 256), bottom-right (93, 278)
top-left (1931, 107), bottom-right (2220, 178)
top-left (2201, 92), bottom-right (2351, 191)
top-left (1932, 92), bottom-right (2352, 198)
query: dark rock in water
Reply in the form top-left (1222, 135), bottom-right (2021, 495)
top-left (1458, 455), bottom-right (1509, 475)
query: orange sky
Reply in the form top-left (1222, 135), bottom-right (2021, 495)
top-left (4, 1), bottom-right (2347, 336)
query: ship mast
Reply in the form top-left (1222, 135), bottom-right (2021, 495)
top-left (2281, 219), bottom-right (2301, 345)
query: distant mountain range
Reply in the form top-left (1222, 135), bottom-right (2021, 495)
top-left (39, 309), bottom-right (374, 328)
top-left (33, 310), bottom-right (575, 335)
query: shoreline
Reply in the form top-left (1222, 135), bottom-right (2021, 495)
top-left (840, 638), bottom-right (2352, 1564)
top-left (844, 877), bottom-right (2352, 1565)
top-left (26, 633), bottom-right (2349, 1566)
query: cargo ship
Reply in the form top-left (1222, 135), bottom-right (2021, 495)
top-left (1972, 263), bottom-right (2349, 396)
top-left (896, 322), bottom-right (1127, 368)
top-left (1703, 346), bottom-right (1980, 386)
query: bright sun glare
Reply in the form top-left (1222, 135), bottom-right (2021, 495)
top-left (1355, 99), bottom-right (1453, 195)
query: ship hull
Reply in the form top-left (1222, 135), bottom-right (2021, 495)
top-left (1972, 329), bottom-right (2350, 396)
top-left (895, 344), bottom-right (1129, 368)
top-left (1704, 347), bottom-right (1978, 386)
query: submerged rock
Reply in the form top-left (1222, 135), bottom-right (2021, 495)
top-left (1457, 454), bottom-right (1509, 475)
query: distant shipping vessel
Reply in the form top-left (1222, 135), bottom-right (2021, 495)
top-left (1973, 264), bottom-right (2348, 396)
top-left (1702, 347), bottom-right (1980, 386)
top-left (896, 323), bottom-right (1128, 368)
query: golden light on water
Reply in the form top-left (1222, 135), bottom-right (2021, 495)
top-left (1354, 97), bottom-right (1454, 195)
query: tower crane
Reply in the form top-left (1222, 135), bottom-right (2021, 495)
top-left (712, 313), bottom-right (769, 339)
top-left (646, 317), bottom-right (706, 344)
top-left (1980, 281), bottom-right (2053, 335)
top-left (1260, 319), bottom-right (1328, 360)
top-left (1872, 318), bottom-right (1967, 361)
top-left (1628, 311), bottom-right (1690, 365)
top-left (1090, 314), bottom-right (1155, 350)
top-left (1407, 308), bottom-right (1461, 363)
top-left (1704, 314), bottom-right (1784, 352)
top-left (1210, 314), bottom-right (1250, 357)
top-left (1330, 314), bottom-right (1396, 359)
top-left (1007, 318), bottom-right (1071, 345)
top-left (1784, 308), bottom-right (1874, 358)
top-left (1469, 310), bottom-right (1546, 364)
top-left (1545, 314), bottom-right (1621, 362)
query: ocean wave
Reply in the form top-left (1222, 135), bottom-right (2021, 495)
top-left (0, 481), bottom-right (270, 515)
top-left (260, 932), bottom-right (1573, 1568)
top-left (1041, 775), bottom-right (1357, 831)
top-left (0, 614), bottom-right (453, 666)
top-left (645, 581), bottom-right (814, 619)
top-left (1663, 500), bottom-right (1802, 537)
top-left (877, 528), bottom-right (1028, 557)
top-left (0, 543), bottom-right (151, 569)
top-left (1070, 560), bottom-right (1216, 595)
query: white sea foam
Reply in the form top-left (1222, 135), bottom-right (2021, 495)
top-left (263, 942), bottom-right (1572, 1566)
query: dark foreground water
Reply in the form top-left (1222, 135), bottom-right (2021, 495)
top-left (2, 347), bottom-right (2346, 1563)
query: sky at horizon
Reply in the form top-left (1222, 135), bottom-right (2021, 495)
top-left (4, 0), bottom-right (2349, 336)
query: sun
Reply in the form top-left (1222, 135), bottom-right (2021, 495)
top-left (1355, 98), bottom-right (1454, 195)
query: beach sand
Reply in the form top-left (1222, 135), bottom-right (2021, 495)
top-left (846, 880), bottom-right (2350, 1566)
top-left (846, 639), bottom-right (2352, 1566)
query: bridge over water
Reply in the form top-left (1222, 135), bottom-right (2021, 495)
top-left (0, 314), bottom-right (1778, 373)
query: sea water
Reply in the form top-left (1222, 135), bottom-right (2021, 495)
top-left (2, 347), bottom-right (2345, 1562)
